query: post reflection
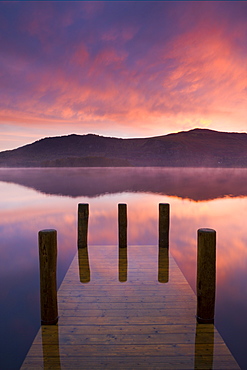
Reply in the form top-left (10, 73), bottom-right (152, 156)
top-left (119, 247), bottom-right (128, 282)
top-left (194, 323), bottom-right (214, 369)
top-left (78, 247), bottom-right (90, 283)
top-left (42, 325), bottom-right (61, 369)
top-left (158, 247), bottom-right (169, 283)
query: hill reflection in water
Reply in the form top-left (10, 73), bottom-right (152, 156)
top-left (0, 167), bottom-right (246, 369)
top-left (0, 167), bottom-right (247, 201)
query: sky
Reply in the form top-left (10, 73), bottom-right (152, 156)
top-left (0, 1), bottom-right (246, 151)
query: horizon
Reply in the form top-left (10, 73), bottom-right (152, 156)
top-left (1, 127), bottom-right (247, 153)
top-left (0, 1), bottom-right (246, 151)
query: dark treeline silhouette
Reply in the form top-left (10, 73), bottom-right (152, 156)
top-left (0, 128), bottom-right (247, 167)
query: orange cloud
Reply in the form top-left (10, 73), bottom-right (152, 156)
top-left (0, 1), bottom-right (246, 150)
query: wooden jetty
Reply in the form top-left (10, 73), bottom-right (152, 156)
top-left (21, 245), bottom-right (240, 369)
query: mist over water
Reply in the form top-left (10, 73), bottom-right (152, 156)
top-left (0, 167), bottom-right (247, 200)
top-left (0, 167), bottom-right (246, 369)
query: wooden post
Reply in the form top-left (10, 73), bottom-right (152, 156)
top-left (118, 203), bottom-right (127, 248)
top-left (39, 229), bottom-right (58, 325)
top-left (159, 203), bottom-right (170, 248)
top-left (78, 203), bottom-right (89, 249)
top-left (197, 228), bottom-right (216, 324)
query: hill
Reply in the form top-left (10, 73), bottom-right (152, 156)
top-left (0, 128), bottom-right (246, 167)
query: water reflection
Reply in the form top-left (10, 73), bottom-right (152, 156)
top-left (42, 325), bottom-right (61, 370)
top-left (158, 247), bottom-right (169, 283)
top-left (0, 167), bottom-right (247, 201)
top-left (194, 324), bottom-right (214, 369)
top-left (118, 247), bottom-right (128, 282)
top-left (78, 248), bottom-right (90, 283)
top-left (0, 168), bottom-right (246, 369)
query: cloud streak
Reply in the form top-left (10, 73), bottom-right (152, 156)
top-left (0, 1), bottom-right (246, 149)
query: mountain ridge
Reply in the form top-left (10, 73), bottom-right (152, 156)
top-left (0, 128), bottom-right (247, 167)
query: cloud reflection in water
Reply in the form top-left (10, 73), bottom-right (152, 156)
top-left (0, 167), bottom-right (246, 368)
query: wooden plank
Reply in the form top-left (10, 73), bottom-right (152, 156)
top-left (58, 296), bottom-right (196, 303)
top-left (37, 324), bottom-right (223, 336)
top-left (25, 343), bottom-right (233, 357)
top-left (21, 245), bottom-right (240, 369)
top-left (21, 355), bottom-right (240, 370)
top-left (58, 289), bottom-right (194, 296)
top-left (58, 308), bottom-right (196, 317)
top-left (58, 303), bottom-right (195, 310)
top-left (36, 332), bottom-right (224, 346)
top-left (58, 316), bottom-right (205, 326)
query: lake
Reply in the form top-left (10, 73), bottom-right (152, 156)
top-left (0, 167), bottom-right (246, 369)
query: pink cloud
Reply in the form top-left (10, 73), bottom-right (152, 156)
top-left (0, 1), bottom-right (246, 148)
top-left (101, 25), bottom-right (139, 42)
top-left (72, 43), bottom-right (89, 66)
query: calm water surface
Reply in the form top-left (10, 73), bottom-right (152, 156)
top-left (0, 167), bottom-right (246, 369)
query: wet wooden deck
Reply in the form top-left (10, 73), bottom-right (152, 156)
top-left (21, 245), bottom-right (240, 369)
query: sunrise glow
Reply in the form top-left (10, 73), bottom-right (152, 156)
top-left (0, 1), bottom-right (246, 151)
